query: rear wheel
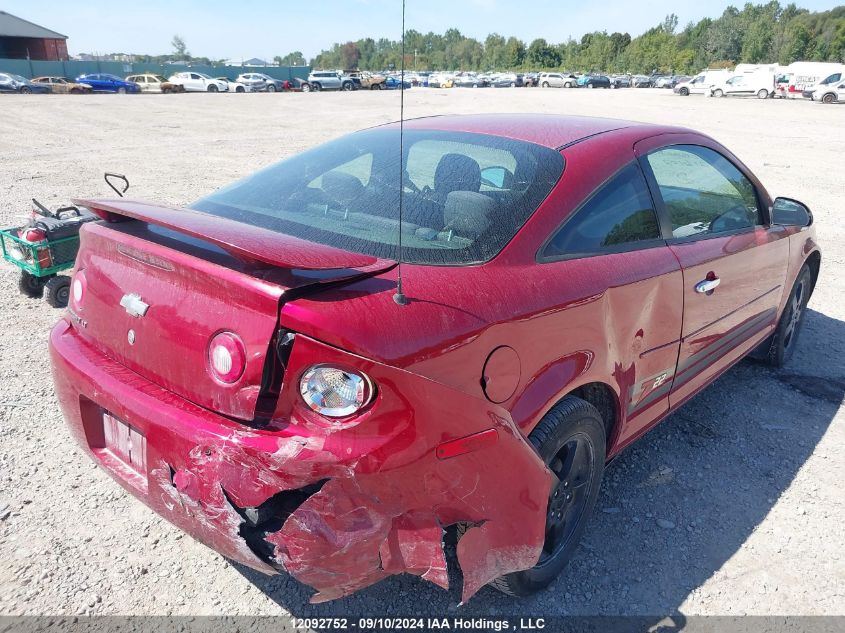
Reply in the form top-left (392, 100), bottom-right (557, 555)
top-left (20, 86), bottom-right (31, 94)
top-left (821, 93), bottom-right (836, 104)
top-left (762, 265), bottom-right (812, 367)
top-left (301, 83), bottom-right (312, 92)
top-left (483, 396), bottom-right (606, 596)
top-left (45, 276), bottom-right (71, 308)
top-left (757, 88), bottom-right (769, 99)
top-left (342, 81), bottom-right (354, 91)
top-left (542, 81), bottom-right (550, 88)
top-left (19, 271), bottom-right (47, 298)
top-left (236, 86), bottom-right (245, 93)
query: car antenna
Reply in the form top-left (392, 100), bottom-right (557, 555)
top-left (392, 0), bottom-right (409, 306)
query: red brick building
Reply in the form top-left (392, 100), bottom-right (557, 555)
top-left (0, 10), bottom-right (68, 60)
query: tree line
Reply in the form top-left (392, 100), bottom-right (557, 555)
top-left (304, 3), bottom-right (844, 74)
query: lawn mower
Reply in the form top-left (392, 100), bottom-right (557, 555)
top-left (1, 173), bottom-right (128, 307)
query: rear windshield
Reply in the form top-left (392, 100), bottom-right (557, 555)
top-left (192, 129), bottom-right (564, 265)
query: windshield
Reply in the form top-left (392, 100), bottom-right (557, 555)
top-left (193, 129), bottom-right (564, 265)
top-left (11, 74), bottom-right (27, 82)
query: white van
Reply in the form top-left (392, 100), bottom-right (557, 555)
top-left (709, 71), bottom-right (776, 99)
top-left (674, 69), bottom-right (732, 96)
top-left (778, 62), bottom-right (845, 98)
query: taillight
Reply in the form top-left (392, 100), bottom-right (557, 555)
top-left (299, 365), bottom-right (374, 418)
top-left (208, 332), bottom-right (246, 383)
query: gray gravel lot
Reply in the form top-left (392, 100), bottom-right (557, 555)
top-left (0, 89), bottom-right (843, 618)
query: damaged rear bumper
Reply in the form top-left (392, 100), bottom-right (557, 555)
top-left (49, 319), bottom-right (552, 602)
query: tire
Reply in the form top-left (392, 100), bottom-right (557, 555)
top-left (679, 87), bottom-right (689, 96)
top-left (117, 87), bottom-right (126, 94)
top-left (484, 396), bottom-right (606, 597)
top-left (761, 265), bottom-right (812, 367)
top-left (713, 89), bottom-right (724, 98)
top-left (757, 89), bottom-right (769, 99)
top-left (313, 83), bottom-right (322, 91)
top-left (472, 83), bottom-right (478, 88)
top-left (510, 82), bottom-right (516, 87)
top-left (19, 271), bottom-right (47, 298)
top-left (564, 82), bottom-right (573, 88)
top-left (342, 82), bottom-right (353, 91)
top-left (236, 86), bottom-right (245, 93)
top-left (821, 93), bottom-right (836, 104)
top-left (207, 84), bottom-right (218, 93)
top-left (587, 83), bottom-right (594, 89)
top-left (301, 83), bottom-right (312, 93)
top-left (20, 86), bottom-right (31, 94)
top-left (45, 276), bottom-right (71, 308)
top-left (70, 88), bottom-right (80, 94)
top-left (542, 82), bottom-right (550, 88)
top-left (370, 84), bottom-right (380, 90)
top-left (267, 84), bottom-right (276, 93)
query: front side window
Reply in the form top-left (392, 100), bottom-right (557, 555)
top-left (543, 163), bottom-right (660, 259)
top-left (193, 129), bottom-right (564, 265)
top-left (645, 145), bottom-right (761, 239)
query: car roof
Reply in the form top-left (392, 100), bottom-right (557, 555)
top-left (387, 114), bottom-right (687, 149)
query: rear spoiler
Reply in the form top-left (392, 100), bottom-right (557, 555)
top-left (75, 198), bottom-right (394, 272)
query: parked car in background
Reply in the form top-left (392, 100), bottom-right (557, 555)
top-left (813, 78), bottom-right (845, 103)
top-left (31, 76), bottom-right (92, 94)
top-left (125, 74), bottom-right (185, 94)
top-left (709, 72), bottom-right (775, 99)
top-left (453, 74), bottom-right (488, 88)
top-left (306, 70), bottom-right (358, 91)
top-left (382, 76), bottom-right (412, 90)
top-left (52, 114), bottom-right (819, 605)
top-left (349, 71), bottom-right (386, 90)
top-left (235, 73), bottom-right (285, 92)
top-left (75, 74), bottom-right (140, 94)
top-left (653, 75), bottom-right (673, 88)
top-left (211, 77), bottom-right (249, 93)
top-left (631, 75), bottom-right (653, 88)
top-left (168, 72), bottom-right (228, 93)
top-left (427, 73), bottom-right (454, 88)
top-left (0, 73), bottom-right (53, 94)
top-left (539, 73), bottom-right (578, 88)
top-left (610, 75), bottom-right (631, 88)
top-left (523, 73), bottom-right (539, 87)
top-left (674, 69), bottom-right (732, 96)
top-left (577, 74), bottom-right (611, 89)
top-left (802, 70), bottom-right (844, 99)
top-left (491, 73), bottom-right (523, 88)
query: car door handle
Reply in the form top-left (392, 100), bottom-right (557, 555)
top-left (695, 277), bottom-right (721, 293)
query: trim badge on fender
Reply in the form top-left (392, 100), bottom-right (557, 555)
top-left (120, 293), bottom-right (149, 318)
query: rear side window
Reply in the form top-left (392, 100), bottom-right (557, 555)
top-left (645, 145), bottom-right (761, 239)
top-left (543, 163), bottom-right (660, 259)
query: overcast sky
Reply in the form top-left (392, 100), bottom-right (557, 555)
top-left (6, 0), bottom-right (841, 61)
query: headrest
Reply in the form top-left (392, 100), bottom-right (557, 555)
top-left (443, 191), bottom-right (495, 238)
top-left (434, 154), bottom-right (481, 196)
top-left (321, 170), bottom-right (364, 206)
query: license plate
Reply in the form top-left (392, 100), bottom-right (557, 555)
top-left (102, 412), bottom-right (147, 491)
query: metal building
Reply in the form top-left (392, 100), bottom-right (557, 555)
top-left (0, 10), bottom-right (68, 61)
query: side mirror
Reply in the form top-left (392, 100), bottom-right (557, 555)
top-left (772, 197), bottom-right (813, 227)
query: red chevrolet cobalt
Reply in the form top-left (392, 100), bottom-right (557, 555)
top-left (50, 115), bottom-right (820, 602)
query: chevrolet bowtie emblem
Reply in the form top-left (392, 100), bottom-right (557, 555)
top-left (120, 293), bottom-right (149, 317)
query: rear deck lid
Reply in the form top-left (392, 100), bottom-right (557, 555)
top-left (69, 199), bottom-right (394, 420)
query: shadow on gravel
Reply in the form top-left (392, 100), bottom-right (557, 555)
top-left (234, 307), bottom-right (843, 621)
